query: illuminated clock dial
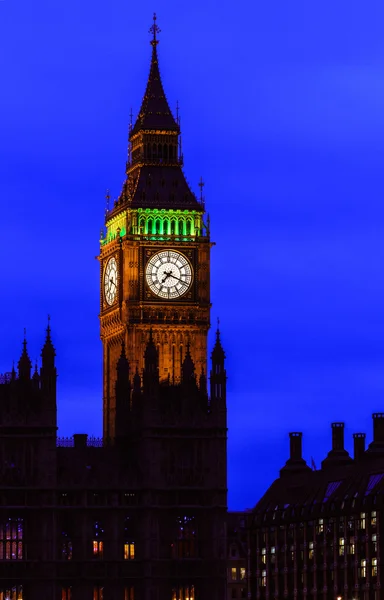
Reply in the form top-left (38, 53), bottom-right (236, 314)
top-left (146, 250), bottom-right (193, 299)
top-left (104, 257), bottom-right (118, 306)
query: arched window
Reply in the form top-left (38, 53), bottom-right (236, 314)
top-left (172, 516), bottom-right (197, 559)
top-left (93, 521), bottom-right (104, 559)
top-left (147, 219), bottom-right (153, 235)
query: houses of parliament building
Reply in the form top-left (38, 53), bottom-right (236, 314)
top-left (0, 16), bottom-right (227, 600)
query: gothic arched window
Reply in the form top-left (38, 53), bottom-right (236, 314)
top-left (172, 516), bottom-right (197, 559)
top-left (92, 521), bottom-right (104, 559)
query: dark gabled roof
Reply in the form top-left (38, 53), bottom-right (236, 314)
top-left (130, 166), bottom-right (202, 211)
top-left (131, 44), bottom-right (179, 136)
top-left (252, 456), bottom-right (384, 525)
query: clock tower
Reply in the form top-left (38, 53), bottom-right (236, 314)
top-left (99, 16), bottom-right (211, 440)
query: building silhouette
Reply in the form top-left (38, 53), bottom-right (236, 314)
top-left (249, 418), bottom-right (384, 600)
top-left (0, 16), bottom-right (227, 600)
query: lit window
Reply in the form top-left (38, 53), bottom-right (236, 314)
top-left (309, 542), bottom-right (314, 560)
top-left (270, 546), bottom-right (276, 564)
top-left (371, 511), bottom-right (377, 526)
top-left (316, 519), bottom-right (324, 533)
top-left (339, 538), bottom-right (345, 556)
top-left (0, 519), bottom-right (23, 560)
top-left (124, 587), bottom-right (134, 600)
top-left (359, 559), bottom-right (367, 578)
top-left (290, 545), bottom-right (294, 561)
top-left (61, 531), bottom-right (72, 561)
top-left (372, 557), bottom-right (378, 577)
top-left (231, 567), bottom-right (237, 580)
top-left (93, 587), bottom-right (103, 600)
top-left (93, 540), bottom-right (103, 558)
top-left (261, 570), bottom-right (267, 587)
top-left (347, 538), bottom-right (355, 554)
top-left (62, 588), bottom-right (72, 600)
top-left (360, 513), bottom-right (366, 529)
top-left (171, 585), bottom-right (195, 600)
top-left (124, 542), bottom-right (135, 560)
top-left (372, 534), bottom-right (377, 552)
top-left (172, 516), bottom-right (197, 559)
top-left (261, 548), bottom-right (266, 564)
top-left (240, 567), bottom-right (246, 580)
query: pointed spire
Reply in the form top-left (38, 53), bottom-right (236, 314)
top-left (144, 328), bottom-right (158, 368)
top-left (211, 318), bottom-right (225, 363)
top-left (41, 315), bottom-right (56, 367)
top-left (199, 367), bottom-right (207, 394)
top-left (18, 328), bottom-right (32, 380)
top-left (182, 342), bottom-right (195, 383)
top-left (117, 340), bottom-right (130, 375)
top-left (133, 366), bottom-right (141, 393)
top-left (131, 14), bottom-right (179, 136)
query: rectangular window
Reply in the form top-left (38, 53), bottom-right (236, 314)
top-left (270, 547), bottom-right (275, 564)
top-left (261, 548), bottom-right (266, 564)
top-left (0, 519), bottom-right (23, 561)
top-left (240, 567), bottom-right (246, 580)
top-left (372, 557), bottom-right (378, 577)
top-left (347, 538), bottom-right (355, 554)
top-left (339, 538), bottom-right (345, 556)
top-left (93, 588), bottom-right (103, 600)
top-left (359, 559), bottom-right (367, 578)
top-left (62, 537), bottom-right (72, 561)
top-left (124, 587), bottom-right (134, 600)
top-left (231, 567), bottom-right (237, 580)
top-left (371, 511), bottom-right (377, 526)
top-left (62, 588), bottom-right (72, 600)
top-left (261, 570), bottom-right (267, 587)
top-left (290, 545), bottom-right (294, 561)
top-left (316, 519), bottom-right (324, 534)
top-left (360, 513), bottom-right (366, 529)
top-left (93, 540), bottom-right (103, 559)
top-left (124, 542), bottom-right (135, 560)
top-left (372, 534), bottom-right (377, 552)
top-left (171, 586), bottom-right (195, 600)
top-left (309, 542), bottom-right (314, 560)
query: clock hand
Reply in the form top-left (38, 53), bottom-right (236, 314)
top-left (110, 278), bottom-right (116, 288)
top-left (167, 273), bottom-right (184, 284)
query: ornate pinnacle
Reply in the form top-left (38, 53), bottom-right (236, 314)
top-left (149, 13), bottom-right (161, 46)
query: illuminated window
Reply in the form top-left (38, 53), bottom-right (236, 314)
top-left (261, 548), bottom-right (266, 564)
top-left (372, 534), bottom-right (377, 552)
top-left (124, 542), bottom-right (135, 560)
top-left (339, 538), bottom-right (345, 556)
top-left (231, 567), bottom-right (237, 580)
top-left (93, 587), bottom-right (103, 600)
top-left (124, 587), bottom-right (134, 600)
top-left (0, 587), bottom-right (23, 600)
top-left (93, 540), bottom-right (103, 558)
top-left (372, 557), bottom-right (378, 577)
top-left (0, 519), bottom-right (23, 560)
top-left (359, 559), bottom-right (367, 578)
top-left (371, 511), bottom-right (377, 526)
top-left (347, 538), bottom-right (355, 554)
top-left (172, 516), bottom-right (197, 559)
top-left (62, 588), bottom-right (72, 600)
top-left (309, 542), bottom-right (314, 560)
top-left (359, 513), bottom-right (366, 529)
top-left (240, 567), bottom-right (246, 580)
top-left (93, 521), bottom-right (104, 559)
top-left (261, 570), bottom-right (267, 587)
top-left (316, 519), bottom-right (324, 533)
top-left (171, 585), bottom-right (195, 600)
top-left (290, 545), bottom-right (294, 561)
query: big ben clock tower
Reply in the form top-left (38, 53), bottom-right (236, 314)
top-left (99, 16), bottom-right (211, 440)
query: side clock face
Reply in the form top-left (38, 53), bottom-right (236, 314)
top-left (104, 257), bottom-right (118, 306)
top-left (145, 250), bottom-right (193, 299)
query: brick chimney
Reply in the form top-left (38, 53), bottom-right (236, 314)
top-left (353, 433), bottom-right (366, 460)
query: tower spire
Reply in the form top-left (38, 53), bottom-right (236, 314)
top-left (18, 328), bottom-right (32, 380)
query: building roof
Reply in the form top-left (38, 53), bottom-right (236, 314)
top-left (130, 165), bottom-right (202, 210)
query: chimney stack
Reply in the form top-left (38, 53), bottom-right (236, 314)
top-left (373, 413), bottom-right (384, 444)
top-left (289, 432), bottom-right (303, 461)
top-left (353, 433), bottom-right (366, 460)
top-left (331, 422), bottom-right (345, 451)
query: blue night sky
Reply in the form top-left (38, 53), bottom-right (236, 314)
top-left (1, 1), bottom-right (384, 510)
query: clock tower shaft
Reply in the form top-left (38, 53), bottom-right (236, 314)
top-left (99, 22), bottom-right (211, 440)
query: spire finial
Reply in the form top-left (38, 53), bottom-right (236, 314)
top-left (199, 177), bottom-right (205, 203)
top-left (105, 189), bottom-right (110, 215)
top-left (149, 13), bottom-right (161, 46)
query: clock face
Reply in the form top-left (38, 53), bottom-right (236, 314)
top-left (104, 257), bottom-right (118, 306)
top-left (146, 250), bottom-right (193, 299)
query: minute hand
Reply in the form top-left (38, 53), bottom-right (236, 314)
top-left (168, 273), bottom-right (186, 283)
